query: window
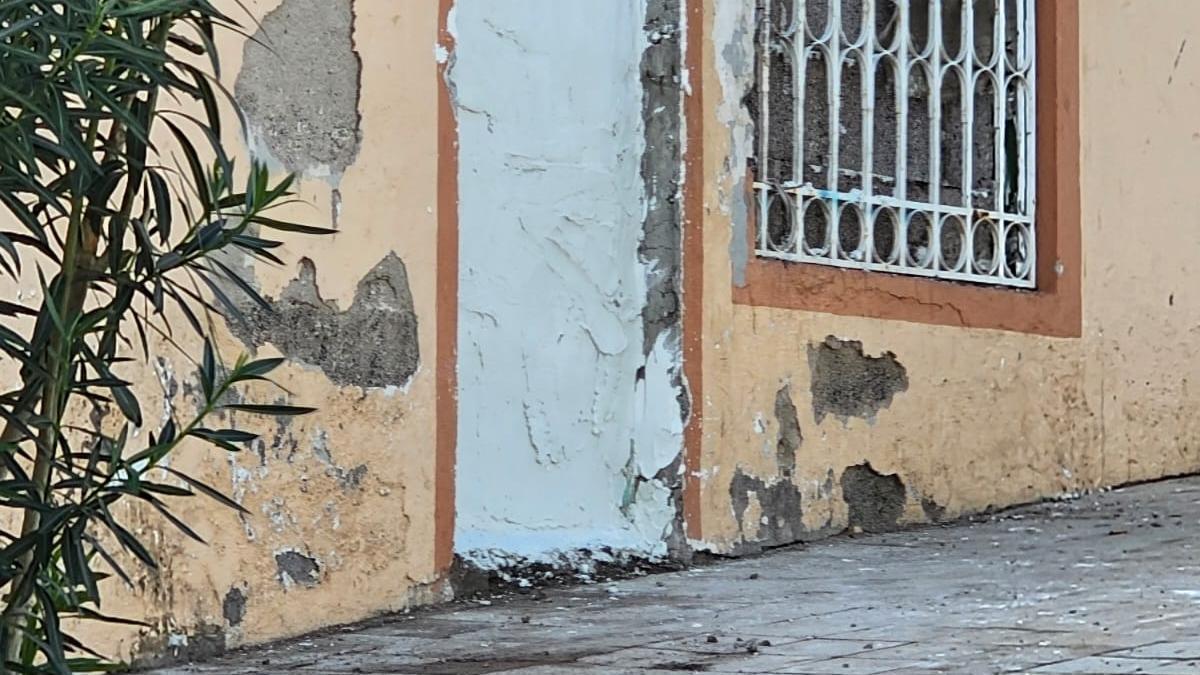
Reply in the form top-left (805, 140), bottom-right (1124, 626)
top-left (752, 0), bottom-right (1037, 288)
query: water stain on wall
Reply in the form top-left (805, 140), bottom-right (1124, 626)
top-left (729, 385), bottom-right (805, 549)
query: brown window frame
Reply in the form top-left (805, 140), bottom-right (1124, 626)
top-left (732, 0), bottom-right (1081, 338)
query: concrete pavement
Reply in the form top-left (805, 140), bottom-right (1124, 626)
top-left (155, 477), bottom-right (1200, 674)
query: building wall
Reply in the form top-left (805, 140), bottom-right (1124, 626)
top-left (103, 0), bottom-right (689, 660)
top-left (694, 0), bottom-right (1200, 552)
top-left (21, 0), bottom-right (1200, 664)
top-left (450, 0), bottom-right (688, 570)
top-left (82, 0), bottom-right (449, 663)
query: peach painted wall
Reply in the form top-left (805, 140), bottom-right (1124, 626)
top-left (65, 0), bottom-right (449, 662)
top-left (695, 0), bottom-right (1200, 552)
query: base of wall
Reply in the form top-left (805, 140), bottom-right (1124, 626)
top-left (448, 552), bottom-right (688, 599)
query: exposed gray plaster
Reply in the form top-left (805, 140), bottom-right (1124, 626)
top-left (275, 550), bottom-right (321, 588)
top-left (808, 336), bottom-right (909, 424)
top-left (729, 179), bottom-right (751, 287)
top-left (921, 495), bottom-right (947, 523)
top-left (640, 0), bottom-right (683, 357)
top-left (717, 1), bottom-right (757, 287)
top-left (774, 384), bottom-right (801, 479)
top-left (236, 0), bottom-right (362, 177)
top-left (336, 464), bottom-right (368, 491)
top-left (641, 0), bottom-right (689, 560)
top-left (729, 385), bottom-right (805, 550)
top-left (654, 455), bottom-right (690, 558)
top-left (229, 253), bottom-right (419, 389)
top-left (132, 625), bottom-right (225, 670)
top-left (729, 469), bottom-right (803, 549)
top-left (841, 462), bottom-right (907, 533)
top-left (222, 588), bottom-right (246, 627)
top-left (307, 428), bottom-right (366, 491)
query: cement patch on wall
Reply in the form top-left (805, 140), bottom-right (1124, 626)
top-left (451, 0), bottom-right (682, 566)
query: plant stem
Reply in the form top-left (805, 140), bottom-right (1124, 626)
top-left (0, 12), bottom-right (113, 472)
top-left (0, 186), bottom-right (98, 669)
top-left (0, 12), bottom-right (178, 663)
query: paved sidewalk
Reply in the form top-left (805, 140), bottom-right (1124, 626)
top-left (158, 477), bottom-right (1200, 674)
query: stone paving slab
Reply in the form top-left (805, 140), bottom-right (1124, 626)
top-left (153, 477), bottom-right (1200, 674)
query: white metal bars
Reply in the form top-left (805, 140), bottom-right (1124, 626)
top-left (753, 0), bottom-right (1037, 288)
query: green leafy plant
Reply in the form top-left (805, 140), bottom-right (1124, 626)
top-left (0, 2), bottom-right (330, 671)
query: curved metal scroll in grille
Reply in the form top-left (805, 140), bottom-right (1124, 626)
top-left (753, 0), bottom-right (1037, 288)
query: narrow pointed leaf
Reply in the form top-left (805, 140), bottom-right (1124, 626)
top-left (223, 403), bottom-right (317, 416)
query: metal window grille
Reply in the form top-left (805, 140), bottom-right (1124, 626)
top-left (753, 0), bottom-right (1037, 288)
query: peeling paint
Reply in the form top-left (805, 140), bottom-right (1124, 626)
top-left (87, 0), bottom-right (1200, 661)
top-left (222, 587), bottom-right (246, 627)
top-left (275, 549), bottom-right (322, 589)
top-left (713, 0), bottom-right (757, 286)
top-left (841, 463), bottom-right (907, 533)
top-left (309, 429), bottom-right (369, 491)
top-left (921, 496), bottom-right (947, 523)
top-left (729, 469), bottom-right (803, 548)
top-left (74, 0), bottom-right (449, 662)
top-left (229, 253), bottom-right (419, 389)
top-left (452, 0), bottom-right (684, 567)
top-left (729, 385), bottom-right (806, 549)
top-left (809, 336), bottom-right (909, 424)
top-left (640, 0), bottom-right (684, 357)
top-left (263, 497), bottom-right (298, 534)
top-left (153, 356), bottom-right (179, 428)
top-left (236, 0), bottom-right (362, 178)
top-left (774, 384), bottom-right (801, 479)
top-left (640, 0), bottom-right (690, 558)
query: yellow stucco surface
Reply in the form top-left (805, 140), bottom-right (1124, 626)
top-left (5, 0), bottom-right (1200, 664)
top-left (54, 0), bottom-right (447, 660)
top-left (696, 1), bottom-right (1200, 551)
